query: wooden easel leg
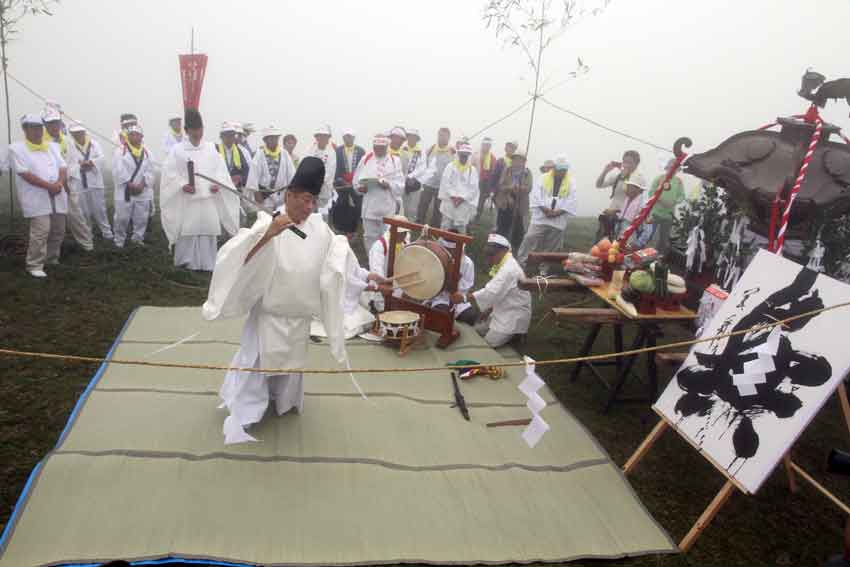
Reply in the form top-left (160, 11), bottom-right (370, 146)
top-left (838, 380), bottom-right (850, 440)
top-left (783, 453), bottom-right (798, 493)
top-left (613, 324), bottom-right (624, 375)
top-left (623, 420), bottom-right (668, 475)
top-left (679, 480), bottom-right (736, 552)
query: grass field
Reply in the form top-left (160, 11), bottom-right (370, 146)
top-left (0, 208), bottom-right (848, 566)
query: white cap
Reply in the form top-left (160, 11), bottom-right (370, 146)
top-left (120, 117), bottom-right (137, 126)
top-left (406, 128), bottom-right (420, 138)
top-left (220, 122), bottom-right (237, 134)
top-left (487, 233), bottom-right (511, 249)
top-left (68, 122), bottom-right (87, 133)
top-left (242, 122), bottom-right (256, 133)
top-left (41, 109), bottom-right (61, 123)
top-left (20, 113), bottom-right (43, 126)
top-left (457, 143), bottom-right (473, 154)
top-left (626, 173), bottom-right (647, 190)
top-left (126, 125), bottom-right (143, 135)
top-left (506, 139), bottom-right (519, 148)
top-left (390, 126), bottom-right (406, 138)
top-left (482, 136), bottom-right (493, 144)
top-left (554, 155), bottom-right (570, 171)
top-left (373, 134), bottom-right (390, 146)
top-left (169, 115), bottom-right (182, 122)
top-left (314, 124), bottom-right (332, 136)
top-left (261, 125), bottom-right (282, 138)
top-left (342, 127), bottom-right (356, 137)
top-left (233, 122), bottom-right (245, 135)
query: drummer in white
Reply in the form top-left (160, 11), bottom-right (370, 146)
top-left (426, 237), bottom-right (478, 325)
top-left (451, 233), bottom-right (531, 347)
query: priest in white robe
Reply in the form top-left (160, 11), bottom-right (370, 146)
top-left (245, 125), bottom-right (295, 212)
top-left (202, 156), bottom-right (358, 444)
top-left (426, 237), bottom-right (477, 325)
top-left (160, 108), bottom-right (240, 271)
top-left (438, 142), bottom-right (479, 235)
top-left (354, 134), bottom-right (405, 252)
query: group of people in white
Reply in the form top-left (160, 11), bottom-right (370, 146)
top-left (9, 106), bottom-right (599, 443)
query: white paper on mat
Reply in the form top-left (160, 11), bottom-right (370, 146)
top-left (526, 392), bottom-right (547, 414)
top-left (521, 414), bottom-right (550, 448)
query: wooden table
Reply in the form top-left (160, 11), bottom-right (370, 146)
top-left (557, 282), bottom-right (697, 413)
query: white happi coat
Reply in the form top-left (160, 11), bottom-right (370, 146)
top-left (162, 130), bottom-right (184, 162)
top-left (353, 152), bottom-right (405, 221)
top-left (66, 138), bottom-right (106, 193)
top-left (160, 139), bottom-right (240, 244)
top-left (245, 147), bottom-right (296, 211)
top-left (428, 252), bottom-right (475, 317)
top-left (303, 142), bottom-right (336, 209)
top-left (472, 253), bottom-right (531, 335)
top-left (202, 212), bottom-right (355, 442)
top-left (112, 145), bottom-right (156, 202)
top-left (529, 172), bottom-right (578, 231)
top-left (9, 141), bottom-right (68, 217)
top-left (438, 160), bottom-right (480, 225)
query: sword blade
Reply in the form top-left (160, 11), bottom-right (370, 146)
top-left (192, 172), bottom-right (306, 239)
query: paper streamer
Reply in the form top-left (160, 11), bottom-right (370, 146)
top-left (145, 331), bottom-right (200, 357)
top-left (519, 356), bottom-right (549, 448)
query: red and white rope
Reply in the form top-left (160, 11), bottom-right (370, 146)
top-left (774, 109), bottom-right (823, 254)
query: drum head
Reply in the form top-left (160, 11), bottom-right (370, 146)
top-left (379, 310), bottom-right (420, 325)
top-left (395, 244), bottom-right (446, 300)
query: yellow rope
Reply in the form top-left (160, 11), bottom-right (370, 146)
top-left (2, 301), bottom-right (849, 376)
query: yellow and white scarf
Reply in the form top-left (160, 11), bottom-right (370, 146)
top-left (26, 137), bottom-right (50, 152)
top-left (542, 170), bottom-right (571, 198)
top-left (489, 251), bottom-right (512, 278)
top-left (43, 131), bottom-right (67, 155)
top-left (263, 144), bottom-right (281, 159)
top-left (218, 143), bottom-right (242, 169)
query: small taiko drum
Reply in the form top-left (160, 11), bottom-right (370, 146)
top-left (393, 240), bottom-right (452, 301)
top-left (377, 310), bottom-right (422, 340)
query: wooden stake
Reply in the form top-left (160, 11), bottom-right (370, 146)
top-left (679, 480), bottom-right (736, 552)
top-left (838, 382), bottom-right (850, 440)
top-left (783, 453), bottom-right (798, 493)
top-left (623, 420), bottom-right (668, 475)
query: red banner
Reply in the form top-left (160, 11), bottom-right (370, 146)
top-left (179, 54), bottom-right (208, 110)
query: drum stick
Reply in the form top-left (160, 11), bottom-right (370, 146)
top-left (390, 270), bottom-right (420, 281)
top-left (400, 279), bottom-right (426, 287)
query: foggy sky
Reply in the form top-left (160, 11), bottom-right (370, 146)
top-left (2, 0), bottom-right (849, 215)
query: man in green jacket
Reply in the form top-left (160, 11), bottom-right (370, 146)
top-left (647, 158), bottom-right (685, 255)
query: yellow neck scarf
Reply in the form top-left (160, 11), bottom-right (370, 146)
top-left (263, 145), bottom-right (281, 159)
top-left (219, 143), bottom-right (242, 169)
top-left (74, 135), bottom-right (91, 154)
top-left (503, 155), bottom-right (513, 168)
top-left (120, 130), bottom-right (129, 146)
top-left (344, 144), bottom-right (354, 154)
top-left (433, 144), bottom-right (452, 154)
top-left (44, 131), bottom-right (66, 155)
top-left (389, 146), bottom-right (402, 157)
top-left (489, 251), bottom-right (512, 278)
top-left (481, 151), bottom-right (492, 170)
top-left (26, 137), bottom-right (50, 152)
top-left (453, 158), bottom-right (471, 173)
top-left (404, 144), bottom-right (421, 153)
top-left (126, 140), bottom-right (144, 159)
top-left (171, 127), bottom-right (183, 137)
top-left (542, 170), bottom-right (571, 198)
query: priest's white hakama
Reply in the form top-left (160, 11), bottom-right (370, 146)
top-left (202, 212), bottom-right (355, 444)
top-left (160, 140), bottom-right (240, 271)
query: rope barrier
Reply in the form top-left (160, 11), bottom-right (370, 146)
top-left (2, 300), bottom-right (849, 376)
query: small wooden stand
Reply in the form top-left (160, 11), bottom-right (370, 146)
top-left (623, 381), bottom-right (850, 552)
top-left (382, 217), bottom-right (473, 349)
